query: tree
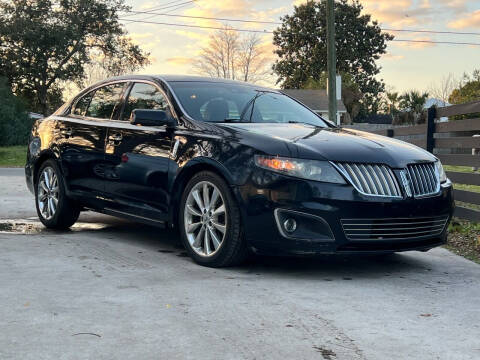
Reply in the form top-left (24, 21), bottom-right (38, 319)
top-left (0, 0), bottom-right (150, 115)
top-left (449, 69), bottom-right (480, 105)
top-left (385, 91), bottom-right (400, 115)
top-left (428, 73), bottom-right (457, 106)
top-left (0, 77), bottom-right (31, 146)
top-left (399, 90), bottom-right (429, 124)
top-left (303, 72), bottom-right (362, 121)
top-left (272, 0), bottom-right (393, 100)
top-left (194, 26), bottom-right (271, 83)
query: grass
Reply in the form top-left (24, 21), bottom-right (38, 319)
top-left (443, 165), bottom-right (477, 174)
top-left (0, 146), bottom-right (27, 167)
top-left (441, 166), bottom-right (480, 262)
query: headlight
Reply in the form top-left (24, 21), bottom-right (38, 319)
top-left (29, 137), bottom-right (41, 157)
top-left (435, 160), bottom-right (447, 183)
top-left (254, 155), bottom-right (345, 184)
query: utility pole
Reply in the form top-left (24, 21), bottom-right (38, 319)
top-left (327, 0), bottom-right (337, 124)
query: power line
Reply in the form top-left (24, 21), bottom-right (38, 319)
top-left (121, 1), bottom-right (196, 18)
top-left (122, 10), bottom-right (480, 37)
top-left (120, 18), bottom-right (480, 45)
top-left (124, 10), bottom-right (280, 24)
top-left (122, 1), bottom-right (196, 25)
top-left (393, 39), bottom-right (480, 46)
top-left (384, 28), bottom-right (480, 36)
top-left (120, 18), bottom-right (273, 33)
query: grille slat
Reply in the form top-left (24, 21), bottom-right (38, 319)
top-left (407, 163), bottom-right (439, 197)
top-left (341, 216), bottom-right (449, 241)
top-left (334, 162), bottom-right (401, 198)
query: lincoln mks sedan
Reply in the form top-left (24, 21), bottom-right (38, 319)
top-left (26, 75), bottom-right (454, 267)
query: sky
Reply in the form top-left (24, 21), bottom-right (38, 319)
top-left (121, 0), bottom-right (480, 93)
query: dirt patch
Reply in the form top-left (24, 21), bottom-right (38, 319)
top-left (0, 221), bottom-right (43, 234)
top-left (446, 220), bottom-right (480, 264)
top-left (0, 220), bottom-right (112, 235)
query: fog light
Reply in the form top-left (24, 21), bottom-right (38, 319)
top-left (283, 218), bottom-right (297, 233)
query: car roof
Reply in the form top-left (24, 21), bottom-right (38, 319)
top-left (97, 74), bottom-right (276, 91)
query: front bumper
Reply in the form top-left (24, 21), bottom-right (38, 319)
top-left (236, 171), bottom-right (454, 255)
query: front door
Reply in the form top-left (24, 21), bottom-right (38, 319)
top-left (103, 82), bottom-right (173, 221)
top-left (58, 82), bottom-right (127, 199)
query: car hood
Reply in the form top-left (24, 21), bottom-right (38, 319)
top-left (218, 123), bottom-right (437, 168)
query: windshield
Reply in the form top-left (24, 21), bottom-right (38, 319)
top-left (168, 81), bottom-right (328, 127)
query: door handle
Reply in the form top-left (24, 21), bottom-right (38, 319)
top-left (108, 133), bottom-right (123, 145)
top-left (61, 127), bottom-right (73, 137)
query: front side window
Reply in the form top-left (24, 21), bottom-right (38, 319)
top-left (122, 83), bottom-right (168, 120)
top-left (168, 81), bottom-right (328, 127)
top-left (86, 83), bottom-right (126, 119)
top-left (73, 91), bottom-right (94, 116)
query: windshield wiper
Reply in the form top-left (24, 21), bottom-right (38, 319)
top-left (288, 120), bottom-right (319, 127)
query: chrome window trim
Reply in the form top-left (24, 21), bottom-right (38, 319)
top-left (68, 78), bottom-right (179, 124)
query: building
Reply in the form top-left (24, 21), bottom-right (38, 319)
top-left (281, 89), bottom-right (347, 125)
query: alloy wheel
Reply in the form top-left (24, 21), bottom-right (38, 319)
top-left (37, 166), bottom-right (59, 220)
top-left (184, 181), bottom-right (227, 257)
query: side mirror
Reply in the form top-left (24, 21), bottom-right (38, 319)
top-left (130, 109), bottom-right (176, 127)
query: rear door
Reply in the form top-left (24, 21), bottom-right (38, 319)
top-left (58, 82), bottom-right (127, 199)
top-left (102, 81), bottom-right (174, 221)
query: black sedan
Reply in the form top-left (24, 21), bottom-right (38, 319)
top-left (25, 75), bottom-right (454, 267)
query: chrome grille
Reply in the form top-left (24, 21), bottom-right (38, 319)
top-left (407, 163), bottom-right (439, 197)
top-left (333, 162), bottom-right (402, 198)
top-left (341, 216), bottom-right (449, 241)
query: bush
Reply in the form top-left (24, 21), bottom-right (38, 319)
top-left (0, 78), bottom-right (33, 146)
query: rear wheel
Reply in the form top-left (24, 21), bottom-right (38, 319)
top-left (179, 171), bottom-right (247, 267)
top-left (35, 159), bottom-right (80, 229)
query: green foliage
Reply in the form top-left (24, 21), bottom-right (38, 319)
top-left (449, 69), bottom-right (480, 105)
top-left (303, 72), bottom-right (363, 120)
top-left (272, 0), bottom-right (393, 103)
top-left (0, 0), bottom-right (150, 115)
top-left (0, 78), bottom-right (32, 146)
top-left (447, 69), bottom-right (480, 120)
top-left (399, 90), bottom-right (429, 114)
top-left (385, 92), bottom-right (400, 115)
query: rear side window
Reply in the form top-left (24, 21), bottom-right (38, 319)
top-left (122, 82), bottom-right (168, 120)
top-left (73, 91), bottom-right (94, 116)
top-left (86, 83), bottom-right (126, 119)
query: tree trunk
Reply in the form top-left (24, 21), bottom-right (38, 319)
top-left (38, 86), bottom-right (49, 116)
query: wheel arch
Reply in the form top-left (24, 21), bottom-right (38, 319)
top-left (168, 158), bottom-right (244, 228)
top-left (33, 149), bottom-right (61, 185)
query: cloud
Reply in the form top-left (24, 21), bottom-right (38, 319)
top-left (448, 10), bottom-right (480, 29)
top-left (382, 53), bottom-right (406, 61)
top-left (128, 32), bottom-right (154, 41)
top-left (166, 57), bottom-right (195, 65)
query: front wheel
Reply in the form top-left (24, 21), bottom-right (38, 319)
top-left (179, 171), bottom-right (247, 267)
top-left (35, 159), bottom-right (80, 229)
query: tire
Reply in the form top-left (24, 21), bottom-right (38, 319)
top-left (35, 159), bottom-right (80, 229)
top-left (179, 171), bottom-right (247, 267)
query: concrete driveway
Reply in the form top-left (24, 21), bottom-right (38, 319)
top-left (1, 168), bottom-right (479, 360)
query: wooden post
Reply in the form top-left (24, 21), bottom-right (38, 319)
top-left (426, 106), bottom-right (436, 153)
top-left (326, 0), bottom-right (337, 124)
